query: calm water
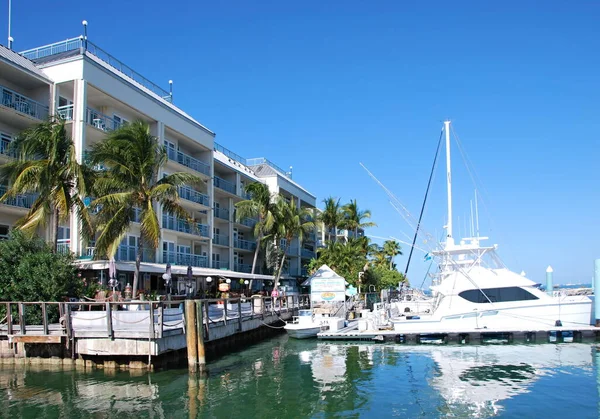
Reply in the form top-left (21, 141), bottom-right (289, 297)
top-left (0, 337), bottom-right (598, 418)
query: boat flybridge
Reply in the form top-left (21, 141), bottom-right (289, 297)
top-left (390, 121), bottom-right (592, 332)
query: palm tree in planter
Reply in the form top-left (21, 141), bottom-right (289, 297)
top-left (341, 199), bottom-right (376, 238)
top-left (0, 118), bottom-right (94, 252)
top-left (319, 196), bottom-right (344, 243)
top-left (272, 196), bottom-right (315, 283)
top-left (234, 182), bottom-right (275, 274)
top-left (88, 121), bottom-right (202, 298)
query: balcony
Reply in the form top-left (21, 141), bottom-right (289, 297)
top-left (86, 107), bottom-right (121, 132)
top-left (237, 217), bottom-right (257, 228)
top-left (301, 248), bottom-right (314, 259)
top-left (162, 214), bottom-right (209, 238)
top-left (240, 190), bottom-right (252, 200)
top-left (163, 251), bottom-right (208, 268)
top-left (213, 233), bottom-right (229, 246)
top-left (234, 238), bottom-right (256, 251)
top-left (213, 176), bottom-right (236, 195)
top-left (234, 263), bottom-right (252, 273)
top-left (0, 186), bottom-right (35, 209)
top-left (0, 137), bottom-right (15, 158)
top-left (79, 247), bottom-right (95, 259)
top-left (286, 247), bottom-right (299, 256)
top-left (178, 186), bottom-right (209, 207)
top-left (213, 260), bottom-right (229, 270)
top-left (57, 240), bottom-right (71, 255)
top-left (116, 244), bottom-right (153, 262)
top-left (214, 206), bottom-right (230, 221)
top-left (1, 84), bottom-right (49, 120)
top-left (166, 147), bottom-right (210, 176)
top-left (57, 104), bottom-right (74, 120)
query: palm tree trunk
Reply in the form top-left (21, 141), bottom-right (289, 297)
top-left (53, 207), bottom-right (60, 253)
top-left (251, 235), bottom-right (261, 274)
top-left (389, 256), bottom-right (393, 270)
top-left (275, 247), bottom-right (288, 282)
top-left (133, 240), bottom-right (142, 299)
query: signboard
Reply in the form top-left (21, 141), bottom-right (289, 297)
top-left (311, 277), bottom-right (346, 302)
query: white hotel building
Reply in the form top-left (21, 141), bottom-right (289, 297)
top-left (0, 37), bottom-right (317, 295)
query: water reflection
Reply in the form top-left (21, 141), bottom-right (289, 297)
top-left (0, 340), bottom-right (597, 418)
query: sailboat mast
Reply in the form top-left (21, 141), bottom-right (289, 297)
top-left (475, 189), bottom-right (480, 238)
top-left (444, 120), bottom-right (453, 245)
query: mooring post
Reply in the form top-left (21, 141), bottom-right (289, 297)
top-left (185, 299), bottom-right (198, 373)
top-left (546, 266), bottom-right (554, 296)
top-left (196, 300), bottom-right (206, 373)
top-left (595, 259), bottom-right (600, 327)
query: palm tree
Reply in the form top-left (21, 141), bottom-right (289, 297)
top-left (89, 121), bottom-right (202, 298)
top-left (235, 182), bottom-right (275, 274)
top-left (383, 240), bottom-right (402, 270)
top-left (272, 196), bottom-right (314, 282)
top-left (341, 199), bottom-right (376, 238)
top-left (0, 118), bottom-right (93, 252)
top-left (319, 197), bottom-right (344, 243)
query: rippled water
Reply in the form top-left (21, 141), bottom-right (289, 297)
top-left (0, 337), bottom-right (598, 418)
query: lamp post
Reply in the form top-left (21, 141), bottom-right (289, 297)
top-left (358, 271), bottom-right (364, 295)
top-left (108, 257), bottom-right (118, 301)
top-left (82, 20), bottom-right (88, 50)
top-left (205, 276), bottom-right (212, 299)
top-left (162, 263), bottom-right (172, 300)
top-left (244, 280), bottom-right (249, 297)
top-left (186, 265), bottom-right (194, 299)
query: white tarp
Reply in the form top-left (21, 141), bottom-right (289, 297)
top-left (305, 265), bottom-right (346, 302)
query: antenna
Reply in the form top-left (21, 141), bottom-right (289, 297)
top-left (444, 120), bottom-right (453, 244)
top-left (169, 80), bottom-right (173, 102)
top-left (8, 0), bottom-right (12, 49)
top-left (475, 189), bottom-right (480, 238)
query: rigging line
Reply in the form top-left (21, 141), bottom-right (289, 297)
top-left (405, 127), bottom-right (444, 276)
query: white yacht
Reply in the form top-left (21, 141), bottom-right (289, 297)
top-left (391, 121), bottom-right (592, 332)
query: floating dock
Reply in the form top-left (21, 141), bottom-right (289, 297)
top-left (318, 323), bottom-right (600, 344)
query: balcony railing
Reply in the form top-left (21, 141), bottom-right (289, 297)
top-left (213, 176), bottom-right (236, 195)
top-left (214, 206), bottom-right (230, 221)
top-left (79, 247), bottom-right (95, 259)
top-left (163, 251), bottom-right (208, 268)
top-left (116, 244), bottom-right (153, 262)
top-left (301, 248), bottom-right (314, 259)
top-left (178, 186), bottom-right (209, 206)
top-left (240, 190), bottom-right (252, 200)
top-left (86, 107), bottom-right (122, 132)
top-left (0, 138), bottom-right (16, 158)
top-left (20, 38), bottom-right (172, 103)
top-left (57, 240), bottom-right (71, 255)
top-left (237, 217), bottom-right (257, 228)
top-left (166, 147), bottom-right (210, 176)
top-left (213, 234), bottom-right (229, 246)
top-left (212, 260), bottom-right (229, 270)
top-left (234, 238), bottom-right (256, 251)
top-left (234, 263), bottom-right (252, 273)
top-left (0, 186), bottom-right (35, 209)
top-left (1, 84), bottom-right (49, 120)
top-left (161, 214), bottom-right (209, 237)
top-left (57, 104), bottom-right (74, 120)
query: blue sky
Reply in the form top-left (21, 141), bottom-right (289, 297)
top-left (5, 1), bottom-right (600, 285)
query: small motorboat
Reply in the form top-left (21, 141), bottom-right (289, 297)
top-left (285, 309), bottom-right (345, 339)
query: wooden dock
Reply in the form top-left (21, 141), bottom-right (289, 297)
top-left (0, 296), bottom-right (310, 369)
top-left (318, 323), bottom-right (600, 344)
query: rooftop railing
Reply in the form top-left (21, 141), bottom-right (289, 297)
top-left (1, 84), bottom-right (49, 120)
top-left (20, 38), bottom-right (172, 103)
top-left (246, 157), bottom-right (290, 179)
top-left (214, 142), bottom-right (247, 166)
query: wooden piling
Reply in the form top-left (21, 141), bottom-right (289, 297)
top-left (196, 301), bottom-right (206, 373)
top-left (185, 299), bottom-right (198, 373)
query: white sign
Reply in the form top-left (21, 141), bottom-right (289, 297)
top-left (311, 277), bottom-right (345, 293)
top-left (312, 291), bottom-right (346, 302)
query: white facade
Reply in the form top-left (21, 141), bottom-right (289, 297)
top-left (0, 38), bottom-right (316, 292)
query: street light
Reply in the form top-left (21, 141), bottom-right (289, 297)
top-left (358, 271), bottom-right (364, 295)
top-left (186, 265), bottom-right (194, 298)
top-left (108, 257), bottom-right (118, 301)
top-left (244, 280), bottom-right (249, 297)
top-left (162, 263), bottom-right (172, 300)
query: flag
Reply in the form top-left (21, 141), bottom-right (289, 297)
top-left (424, 253), bottom-right (432, 261)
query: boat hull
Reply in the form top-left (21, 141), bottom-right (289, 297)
top-left (392, 299), bottom-right (592, 333)
top-left (284, 325), bottom-right (323, 339)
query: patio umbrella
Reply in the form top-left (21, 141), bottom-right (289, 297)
top-left (108, 257), bottom-right (117, 283)
top-left (187, 265), bottom-right (194, 297)
top-left (187, 265), bottom-right (193, 280)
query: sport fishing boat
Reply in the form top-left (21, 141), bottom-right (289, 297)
top-left (390, 121), bottom-right (592, 332)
